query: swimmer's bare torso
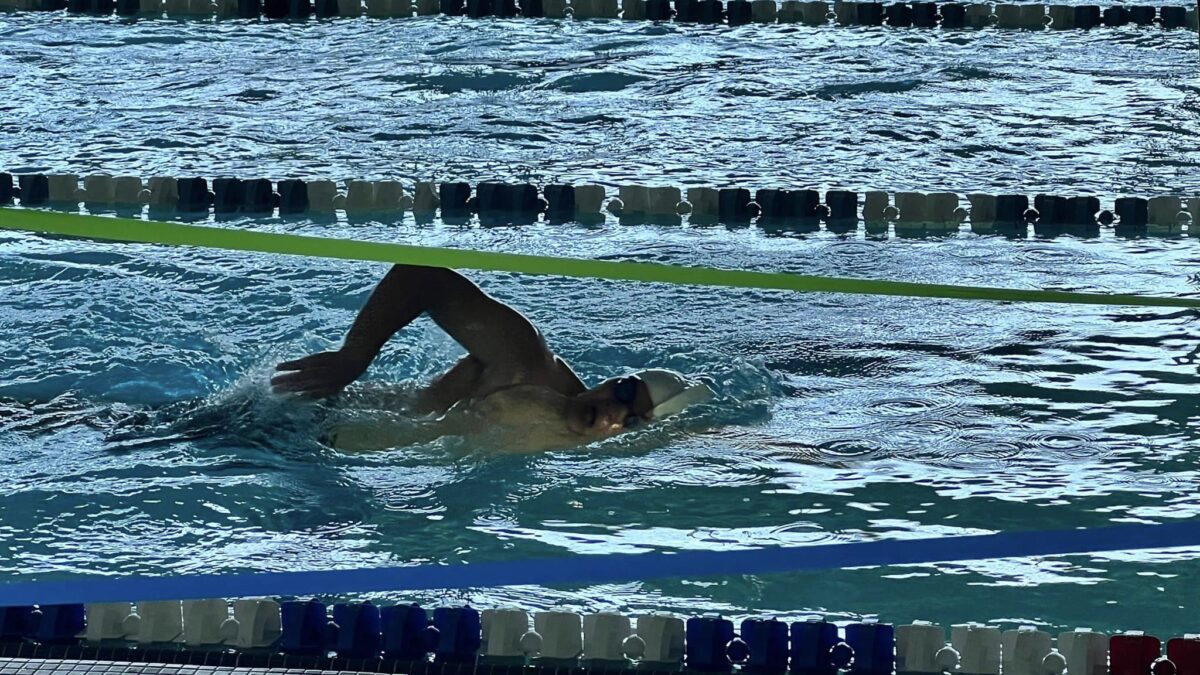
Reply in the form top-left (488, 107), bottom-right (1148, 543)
top-left (272, 265), bottom-right (656, 451)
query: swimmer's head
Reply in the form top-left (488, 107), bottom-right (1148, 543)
top-left (567, 369), bottom-right (715, 439)
top-left (636, 369), bottom-right (716, 419)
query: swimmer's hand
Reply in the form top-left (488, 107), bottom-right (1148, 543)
top-left (271, 349), bottom-right (370, 399)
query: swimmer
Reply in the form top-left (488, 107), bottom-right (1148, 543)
top-left (271, 265), bottom-right (714, 451)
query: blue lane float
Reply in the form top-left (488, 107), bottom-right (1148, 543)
top-left (543, 183), bottom-right (576, 220)
top-left (280, 600), bottom-right (331, 656)
top-left (276, 178), bottom-right (309, 214)
top-left (911, 1), bottom-right (935, 26)
top-left (1033, 194), bottom-right (1100, 226)
top-left (28, 605), bottom-right (85, 645)
top-left (382, 604), bottom-right (437, 660)
top-left (686, 617), bottom-right (737, 672)
top-left (719, 187), bottom-right (754, 222)
top-left (0, 174), bottom-right (13, 205)
top-left (439, 181), bottom-right (471, 217)
top-left (1074, 4), bottom-right (1100, 28)
top-left (433, 607), bottom-right (482, 663)
top-left (0, 607), bottom-right (34, 642)
top-left (176, 177), bottom-right (210, 213)
top-left (790, 619), bottom-right (852, 675)
top-left (1161, 5), bottom-right (1186, 26)
top-left (825, 190), bottom-right (858, 222)
top-left (727, 0), bottom-right (751, 25)
top-left (940, 2), bottom-right (965, 26)
top-left (16, 175), bottom-right (48, 207)
top-left (740, 619), bottom-right (790, 673)
top-left (995, 194), bottom-right (1028, 224)
top-left (845, 622), bottom-right (894, 675)
top-left (332, 601), bottom-right (384, 659)
top-left (1116, 197), bottom-right (1150, 228)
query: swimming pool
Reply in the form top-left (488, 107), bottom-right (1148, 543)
top-left (1, 12), bottom-right (1199, 639)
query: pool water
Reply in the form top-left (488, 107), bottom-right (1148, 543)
top-left (2, 13), bottom-right (1200, 637)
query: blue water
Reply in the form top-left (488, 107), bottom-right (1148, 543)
top-left (2, 14), bottom-right (1200, 637)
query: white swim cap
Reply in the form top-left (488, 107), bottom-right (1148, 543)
top-left (634, 369), bottom-right (715, 420)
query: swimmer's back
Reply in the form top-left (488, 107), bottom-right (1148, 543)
top-left (416, 353), bottom-right (585, 414)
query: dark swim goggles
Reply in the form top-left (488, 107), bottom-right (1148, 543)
top-left (613, 376), bottom-right (648, 428)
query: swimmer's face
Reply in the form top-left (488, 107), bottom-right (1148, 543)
top-left (566, 376), bottom-right (655, 440)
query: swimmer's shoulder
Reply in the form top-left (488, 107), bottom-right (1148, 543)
top-left (468, 382), bottom-right (561, 409)
top-left (550, 355), bottom-right (587, 394)
top-left (468, 354), bottom-right (584, 402)
top-left (455, 382), bottom-right (572, 429)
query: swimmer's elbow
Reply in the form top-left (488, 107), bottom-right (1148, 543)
top-left (390, 265), bottom-right (468, 284)
top-left (387, 265), bottom-right (477, 308)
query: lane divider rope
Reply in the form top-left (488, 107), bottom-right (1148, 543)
top-left (3, 172), bottom-right (1198, 230)
top-left (1, 521), bottom-right (1198, 606)
top-left (0, 0), bottom-right (1195, 31)
top-left (4, 208), bottom-right (1200, 308)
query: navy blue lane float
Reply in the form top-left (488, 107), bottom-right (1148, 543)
top-left (1, 522), bottom-right (1198, 608)
top-left (0, 605), bottom-right (84, 645)
top-left (272, 600), bottom-right (474, 661)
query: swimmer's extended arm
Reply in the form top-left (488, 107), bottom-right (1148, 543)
top-left (272, 265), bottom-right (551, 398)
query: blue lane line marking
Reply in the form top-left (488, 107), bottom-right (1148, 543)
top-left (1, 522), bottom-right (1198, 607)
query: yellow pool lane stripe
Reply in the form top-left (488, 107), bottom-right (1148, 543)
top-left (3, 207), bottom-right (1200, 309)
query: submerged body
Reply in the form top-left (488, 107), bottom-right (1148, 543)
top-left (272, 265), bottom-right (712, 452)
